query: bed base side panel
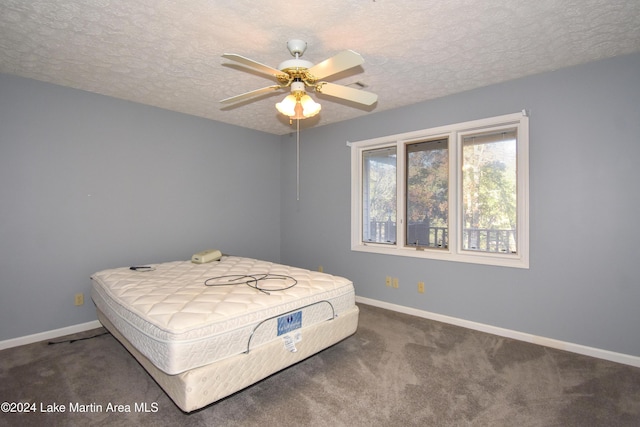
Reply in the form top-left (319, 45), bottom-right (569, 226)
top-left (97, 305), bottom-right (359, 412)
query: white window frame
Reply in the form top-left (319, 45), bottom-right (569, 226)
top-left (350, 112), bottom-right (529, 269)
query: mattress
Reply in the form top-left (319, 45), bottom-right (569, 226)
top-left (91, 256), bottom-right (356, 375)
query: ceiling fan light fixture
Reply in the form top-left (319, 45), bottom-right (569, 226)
top-left (276, 93), bottom-right (321, 120)
top-left (275, 94), bottom-right (297, 116)
top-left (276, 81), bottom-right (321, 120)
top-left (300, 94), bottom-right (321, 117)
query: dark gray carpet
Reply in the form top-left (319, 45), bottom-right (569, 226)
top-left (1, 304), bottom-right (639, 426)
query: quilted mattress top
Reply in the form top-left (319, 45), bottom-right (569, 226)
top-left (91, 256), bottom-right (354, 336)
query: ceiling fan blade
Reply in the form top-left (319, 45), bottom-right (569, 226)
top-left (222, 53), bottom-right (286, 78)
top-left (220, 85), bottom-right (282, 104)
top-left (315, 82), bottom-right (378, 106)
top-left (308, 50), bottom-right (364, 80)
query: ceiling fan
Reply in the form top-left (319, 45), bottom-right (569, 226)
top-left (220, 40), bottom-right (377, 119)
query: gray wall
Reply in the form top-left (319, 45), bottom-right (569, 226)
top-left (2, 53), bottom-right (639, 358)
top-left (0, 75), bottom-right (281, 341)
top-left (280, 53), bottom-right (640, 357)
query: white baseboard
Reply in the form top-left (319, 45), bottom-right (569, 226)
top-left (356, 296), bottom-right (640, 368)
top-left (4, 300), bottom-right (639, 369)
top-left (0, 320), bottom-right (102, 351)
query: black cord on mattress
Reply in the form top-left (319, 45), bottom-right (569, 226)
top-left (204, 274), bottom-right (297, 295)
top-left (47, 331), bottom-right (110, 345)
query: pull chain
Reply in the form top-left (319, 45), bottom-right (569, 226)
top-left (296, 118), bottom-right (300, 201)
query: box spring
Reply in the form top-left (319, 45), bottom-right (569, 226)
top-left (98, 305), bottom-right (359, 412)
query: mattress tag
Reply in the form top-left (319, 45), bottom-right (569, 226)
top-left (277, 311), bottom-right (302, 336)
top-left (283, 334), bottom-right (298, 353)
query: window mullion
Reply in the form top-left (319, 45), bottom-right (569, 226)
top-left (450, 131), bottom-right (460, 255)
top-left (396, 140), bottom-right (407, 248)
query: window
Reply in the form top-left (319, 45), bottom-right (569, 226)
top-left (406, 138), bottom-right (449, 249)
top-left (461, 129), bottom-right (517, 254)
top-left (350, 112), bottom-right (529, 268)
top-left (362, 147), bottom-right (397, 244)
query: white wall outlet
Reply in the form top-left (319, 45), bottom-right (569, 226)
top-left (74, 293), bottom-right (84, 306)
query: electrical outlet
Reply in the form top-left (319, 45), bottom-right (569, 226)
top-left (392, 278), bottom-right (399, 289)
top-left (418, 281), bottom-right (425, 294)
top-left (74, 293), bottom-right (84, 306)
top-left (385, 276), bottom-right (392, 287)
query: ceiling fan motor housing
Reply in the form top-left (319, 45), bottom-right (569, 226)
top-left (278, 58), bottom-right (314, 72)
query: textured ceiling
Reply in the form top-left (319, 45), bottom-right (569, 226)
top-left (1, 1), bottom-right (639, 135)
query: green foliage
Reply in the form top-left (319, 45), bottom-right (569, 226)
top-left (407, 146), bottom-right (448, 227)
top-left (366, 156), bottom-right (396, 222)
top-left (462, 141), bottom-right (516, 230)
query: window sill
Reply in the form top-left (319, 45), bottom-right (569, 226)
top-left (351, 243), bottom-right (529, 269)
